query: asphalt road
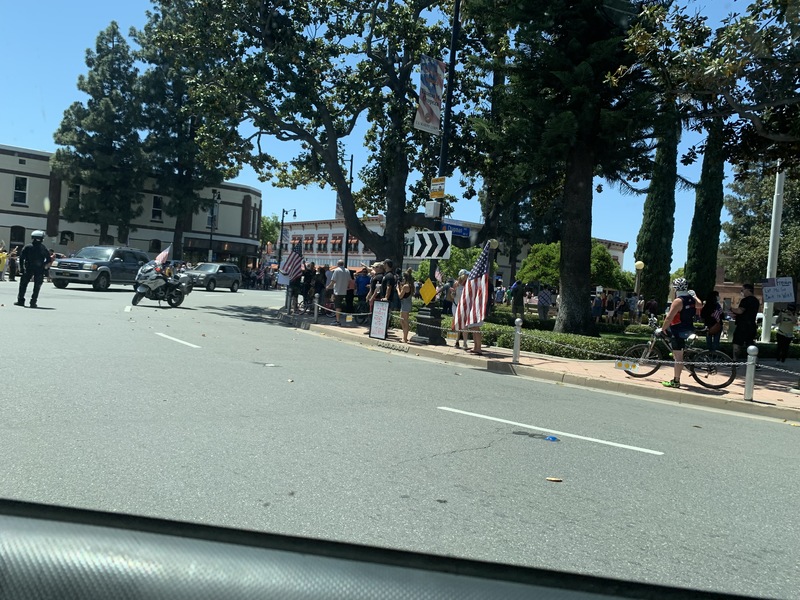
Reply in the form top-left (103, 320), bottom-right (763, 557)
top-left (1, 281), bottom-right (798, 598)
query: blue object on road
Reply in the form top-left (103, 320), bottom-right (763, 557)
top-left (545, 436), bottom-right (559, 442)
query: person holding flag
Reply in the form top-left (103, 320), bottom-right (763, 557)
top-left (280, 242), bottom-right (304, 313)
top-left (452, 241), bottom-right (491, 356)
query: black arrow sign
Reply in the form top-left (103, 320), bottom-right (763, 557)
top-left (414, 231), bottom-right (451, 259)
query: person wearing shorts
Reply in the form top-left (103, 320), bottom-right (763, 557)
top-left (327, 260), bottom-right (351, 326)
top-left (661, 277), bottom-right (697, 389)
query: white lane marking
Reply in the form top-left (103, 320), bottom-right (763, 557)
top-left (438, 406), bottom-right (664, 456)
top-left (124, 306), bottom-right (132, 312)
top-left (155, 333), bottom-right (201, 348)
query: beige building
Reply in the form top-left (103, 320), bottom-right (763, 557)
top-left (0, 144), bottom-right (262, 265)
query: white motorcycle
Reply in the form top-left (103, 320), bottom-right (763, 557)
top-left (132, 261), bottom-right (193, 307)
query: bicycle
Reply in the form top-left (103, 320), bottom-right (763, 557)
top-left (620, 317), bottom-right (737, 389)
top-left (354, 298), bottom-right (370, 325)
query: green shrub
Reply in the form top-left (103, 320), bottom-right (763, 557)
top-left (625, 324), bottom-right (654, 336)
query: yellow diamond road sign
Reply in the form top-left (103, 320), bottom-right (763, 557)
top-left (420, 278), bottom-right (438, 305)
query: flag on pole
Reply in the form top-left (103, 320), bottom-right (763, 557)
top-left (280, 243), bottom-right (303, 281)
top-left (452, 242), bottom-right (491, 331)
top-left (155, 245), bottom-right (171, 264)
top-left (435, 266), bottom-right (442, 283)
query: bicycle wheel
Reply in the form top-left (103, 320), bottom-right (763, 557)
top-left (689, 350), bottom-right (737, 389)
top-left (620, 343), bottom-right (662, 378)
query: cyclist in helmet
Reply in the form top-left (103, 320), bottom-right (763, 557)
top-left (15, 230), bottom-right (51, 308)
top-left (660, 277), bottom-right (698, 388)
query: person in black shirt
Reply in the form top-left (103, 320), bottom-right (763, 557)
top-left (730, 282), bottom-right (760, 360)
top-left (15, 230), bottom-right (51, 308)
top-left (366, 262), bottom-right (385, 312)
top-left (381, 259), bottom-right (397, 308)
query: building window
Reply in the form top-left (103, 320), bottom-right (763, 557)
top-left (18, 159), bottom-right (26, 165)
top-left (348, 235), bottom-right (359, 253)
top-left (331, 234), bottom-right (343, 253)
top-left (149, 239), bottom-right (162, 253)
top-left (290, 236), bottom-right (302, 253)
top-left (152, 196), bottom-right (163, 222)
top-left (304, 235), bottom-right (315, 253)
top-left (13, 177), bottom-right (27, 205)
top-left (317, 234), bottom-right (328, 253)
top-left (60, 231), bottom-right (75, 246)
top-left (10, 226), bottom-right (25, 248)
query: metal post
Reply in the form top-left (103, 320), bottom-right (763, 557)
top-left (207, 190), bottom-right (219, 263)
top-left (744, 344), bottom-right (758, 401)
top-left (314, 292), bottom-right (320, 323)
top-left (343, 155), bottom-right (353, 268)
top-left (513, 318), bottom-right (522, 364)
top-left (761, 168), bottom-right (786, 342)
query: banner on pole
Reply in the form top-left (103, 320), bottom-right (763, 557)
top-left (413, 55), bottom-right (446, 135)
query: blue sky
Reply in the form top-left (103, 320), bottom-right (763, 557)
top-left (0, 0), bottom-right (740, 271)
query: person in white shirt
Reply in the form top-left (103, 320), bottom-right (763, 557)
top-left (327, 260), bottom-right (352, 325)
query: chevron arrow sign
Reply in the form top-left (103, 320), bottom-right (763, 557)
top-left (413, 230), bottom-right (452, 259)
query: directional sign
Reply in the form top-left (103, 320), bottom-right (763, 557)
top-left (413, 230), bottom-right (452, 259)
top-left (430, 177), bottom-right (445, 199)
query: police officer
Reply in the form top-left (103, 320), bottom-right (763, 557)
top-left (15, 230), bottom-right (51, 308)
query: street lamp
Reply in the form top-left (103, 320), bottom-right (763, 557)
top-left (207, 189), bottom-right (221, 262)
top-left (634, 260), bottom-right (645, 296)
top-left (276, 208), bottom-right (297, 270)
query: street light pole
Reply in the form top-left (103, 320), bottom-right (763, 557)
top-left (207, 189), bottom-right (220, 262)
top-left (343, 154), bottom-right (354, 268)
top-left (276, 207), bottom-right (297, 289)
top-left (634, 260), bottom-right (644, 297)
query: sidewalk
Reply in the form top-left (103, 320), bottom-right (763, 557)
top-left (284, 311), bottom-right (800, 423)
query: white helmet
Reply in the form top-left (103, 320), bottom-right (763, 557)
top-left (31, 230), bottom-right (45, 241)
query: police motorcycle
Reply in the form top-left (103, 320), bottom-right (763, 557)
top-left (131, 260), bottom-right (193, 307)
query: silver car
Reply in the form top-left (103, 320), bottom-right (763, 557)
top-left (185, 263), bottom-right (242, 292)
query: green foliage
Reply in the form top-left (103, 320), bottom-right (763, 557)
top-left (463, 0), bottom-right (658, 335)
top-left (625, 0), bottom-right (800, 170)
top-left (131, 5), bottom-right (228, 258)
top-left (51, 22), bottom-right (146, 244)
top-left (260, 214), bottom-right (280, 248)
top-left (685, 118), bottom-right (726, 298)
top-left (720, 165), bottom-right (800, 284)
top-left (154, 0), bottom-right (476, 266)
top-left (635, 100), bottom-right (680, 306)
top-left (516, 241), bottom-right (631, 290)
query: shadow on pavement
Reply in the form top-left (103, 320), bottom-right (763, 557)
top-left (196, 305), bottom-right (300, 326)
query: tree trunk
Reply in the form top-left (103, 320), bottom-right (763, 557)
top-left (100, 223), bottom-right (109, 244)
top-left (172, 211), bottom-right (187, 260)
top-left (685, 117), bottom-right (725, 299)
top-left (554, 144), bottom-right (595, 335)
top-left (635, 101), bottom-right (680, 306)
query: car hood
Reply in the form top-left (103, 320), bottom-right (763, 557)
top-left (54, 258), bottom-right (108, 266)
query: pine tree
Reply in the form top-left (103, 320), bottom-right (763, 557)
top-left (685, 117), bottom-right (725, 299)
top-left (635, 100), bottom-right (680, 306)
top-left (466, 0), bottom-right (657, 334)
top-left (51, 22), bottom-right (145, 245)
top-left (133, 6), bottom-right (227, 260)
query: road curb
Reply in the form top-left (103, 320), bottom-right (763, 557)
top-left (305, 322), bottom-right (800, 423)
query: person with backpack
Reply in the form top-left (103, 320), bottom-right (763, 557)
top-left (660, 277), bottom-right (697, 389)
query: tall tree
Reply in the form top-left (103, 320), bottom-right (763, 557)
top-left (52, 22), bottom-right (145, 245)
top-left (685, 116), bottom-right (726, 298)
top-left (721, 166), bottom-right (800, 285)
top-left (154, 0), bottom-right (476, 266)
top-left (635, 99), bottom-right (680, 305)
top-left (132, 6), bottom-right (228, 260)
top-left (465, 0), bottom-right (657, 334)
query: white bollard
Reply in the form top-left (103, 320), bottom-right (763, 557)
top-left (744, 345), bottom-right (758, 401)
top-left (314, 293), bottom-right (320, 323)
top-left (513, 318), bottom-right (523, 364)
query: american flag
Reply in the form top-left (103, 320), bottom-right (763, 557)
top-left (155, 245), bottom-right (171, 264)
top-left (280, 243), bottom-right (303, 281)
top-left (452, 242), bottom-right (490, 331)
top-left (435, 266), bottom-right (442, 283)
